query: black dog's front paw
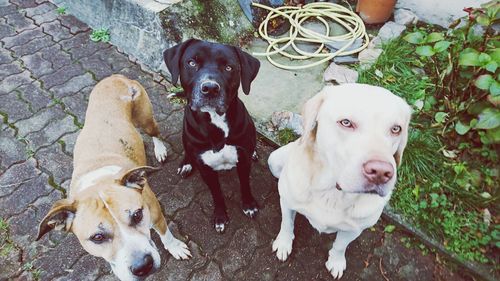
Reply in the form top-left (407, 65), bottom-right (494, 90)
top-left (242, 199), bottom-right (259, 219)
top-left (177, 164), bottom-right (193, 178)
top-left (213, 209), bottom-right (229, 233)
top-left (251, 151), bottom-right (259, 161)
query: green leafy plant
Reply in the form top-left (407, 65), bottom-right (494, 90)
top-left (56, 6), bottom-right (66, 15)
top-left (277, 128), bottom-right (299, 145)
top-left (403, 1), bottom-right (499, 145)
top-left (90, 28), bottom-right (110, 43)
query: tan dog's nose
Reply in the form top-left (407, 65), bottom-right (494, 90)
top-left (362, 160), bottom-right (394, 184)
top-left (131, 254), bottom-right (154, 277)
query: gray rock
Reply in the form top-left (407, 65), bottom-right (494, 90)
top-left (377, 21), bottom-right (406, 44)
top-left (324, 62), bottom-right (358, 84)
top-left (270, 111), bottom-right (303, 135)
top-left (394, 9), bottom-right (419, 26)
top-left (396, 0), bottom-right (490, 28)
top-left (358, 48), bottom-right (383, 69)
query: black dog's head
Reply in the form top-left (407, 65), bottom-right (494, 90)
top-left (163, 39), bottom-right (260, 114)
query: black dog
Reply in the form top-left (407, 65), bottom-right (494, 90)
top-left (163, 39), bottom-right (261, 233)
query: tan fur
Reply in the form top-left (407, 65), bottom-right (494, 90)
top-left (37, 75), bottom-right (190, 281)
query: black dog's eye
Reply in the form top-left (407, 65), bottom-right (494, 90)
top-left (188, 60), bottom-right (196, 67)
top-left (90, 233), bottom-right (107, 244)
top-left (391, 125), bottom-right (402, 135)
top-left (132, 208), bottom-right (143, 225)
top-left (225, 65), bottom-right (232, 71)
top-left (338, 119), bottom-right (354, 129)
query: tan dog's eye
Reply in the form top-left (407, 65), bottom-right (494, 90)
top-left (90, 233), bottom-right (106, 244)
top-left (391, 125), bottom-right (402, 135)
top-left (132, 208), bottom-right (143, 225)
top-left (225, 65), bottom-right (232, 71)
top-left (188, 60), bottom-right (196, 67)
top-left (339, 119), bottom-right (354, 128)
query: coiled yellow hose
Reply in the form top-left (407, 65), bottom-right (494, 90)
top-left (252, 2), bottom-right (369, 70)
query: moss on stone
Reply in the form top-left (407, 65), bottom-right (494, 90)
top-left (159, 0), bottom-right (253, 45)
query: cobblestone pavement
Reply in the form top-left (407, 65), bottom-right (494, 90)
top-left (0, 1), bottom-right (469, 281)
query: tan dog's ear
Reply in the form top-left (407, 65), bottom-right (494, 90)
top-left (394, 106), bottom-right (412, 166)
top-left (36, 199), bottom-right (76, 241)
top-left (300, 89), bottom-right (328, 146)
top-left (120, 166), bottom-right (161, 191)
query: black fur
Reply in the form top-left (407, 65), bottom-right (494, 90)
top-left (163, 39), bottom-right (260, 232)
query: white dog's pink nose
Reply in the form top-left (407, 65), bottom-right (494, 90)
top-left (362, 160), bottom-right (394, 184)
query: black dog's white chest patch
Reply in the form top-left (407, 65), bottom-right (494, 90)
top-left (201, 144), bottom-right (238, 170)
top-left (202, 107), bottom-right (228, 137)
top-left (199, 107), bottom-right (237, 170)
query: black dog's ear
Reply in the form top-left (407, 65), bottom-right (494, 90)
top-left (163, 39), bottom-right (199, 85)
top-left (233, 47), bottom-right (260, 95)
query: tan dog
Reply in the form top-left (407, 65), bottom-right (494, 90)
top-left (36, 75), bottom-right (191, 281)
top-left (268, 84), bottom-right (411, 279)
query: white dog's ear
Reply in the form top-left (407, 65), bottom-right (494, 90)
top-left (394, 105), bottom-right (412, 166)
top-left (300, 90), bottom-right (328, 147)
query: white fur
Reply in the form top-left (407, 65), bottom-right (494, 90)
top-left (215, 222), bottom-right (225, 233)
top-left (269, 84), bottom-right (411, 279)
top-left (98, 193), bottom-right (161, 281)
top-left (158, 228), bottom-right (191, 260)
top-left (152, 137), bottom-right (167, 162)
top-left (201, 145), bottom-right (238, 171)
top-left (177, 164), bottom-right (192, 176)
top-left (76, 165), bottom-right (122, 191)
top-left (201, 107), bottom-right (229, 137)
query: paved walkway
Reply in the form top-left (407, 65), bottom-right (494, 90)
top-left (0, 1), bottom-right (468, 280)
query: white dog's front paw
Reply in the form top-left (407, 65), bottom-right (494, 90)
top-left (325, 253), bottom-right (347, 279)
top-left (272, 233), bottom-right (293, 261)
top-left (164, 237), bottom-right (191, 260)
top-left (153, 137), bottom-right (167, 163)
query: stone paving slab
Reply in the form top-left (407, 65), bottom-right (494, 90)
top-left (0, 1), bottom-right (470, 281)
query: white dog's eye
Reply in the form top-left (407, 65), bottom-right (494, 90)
top-left (391, 125), bottom-right (402, 135)
top-left (339, 119), bottom-right (353, 128)
top-left (188, 60), bottom-right (196, 67)
top-left (225, 65), bottom-right (232, 71)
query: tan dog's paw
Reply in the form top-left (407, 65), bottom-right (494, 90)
top-left (153, 137), bottom-right (168, 163)
top-left (165, 238), bottom-right (191, 260)
top-left (272, 233), bottom-right (293, 261)
top-left (325, 253), bottom-right (347, 279)
top-left (161, 229), bottom-right (191, 260)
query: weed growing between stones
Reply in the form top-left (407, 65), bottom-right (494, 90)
top-left (90, 28), bottom-right (110, 43)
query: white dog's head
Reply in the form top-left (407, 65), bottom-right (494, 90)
top-left (300, 84), bottom-right (411, 197)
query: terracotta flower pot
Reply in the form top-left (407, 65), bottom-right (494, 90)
top-left (356, 0), bottom-right (397, 24)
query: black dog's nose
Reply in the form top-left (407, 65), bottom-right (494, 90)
top-left (130, 254), bottom-right (154, 277)
top-left (200, 81), bottom-right (220, 95)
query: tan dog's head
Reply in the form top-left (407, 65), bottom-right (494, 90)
top-left (37, 167), bottom-right (161, 281)
top-left (300, 84), bottom-right (411, 197)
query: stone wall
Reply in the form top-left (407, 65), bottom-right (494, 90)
top-left (52, 0), bottom-right (253, 73)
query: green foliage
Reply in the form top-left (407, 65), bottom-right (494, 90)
top-left (277, 128), bottom-right (299, 145)
top-left (402, 1), bottom-right (500, 144)
top-left (358, 1), bottom-right (500, 265)
top-left (384, 224), bottom-right (396, 233)
top-left (56, 6), bottom-right (66, 15)
top-left (90, 28), bottom-right (110, 43)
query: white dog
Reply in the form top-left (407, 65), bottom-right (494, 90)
top-left (268, 84), bottom-right (411, 279)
